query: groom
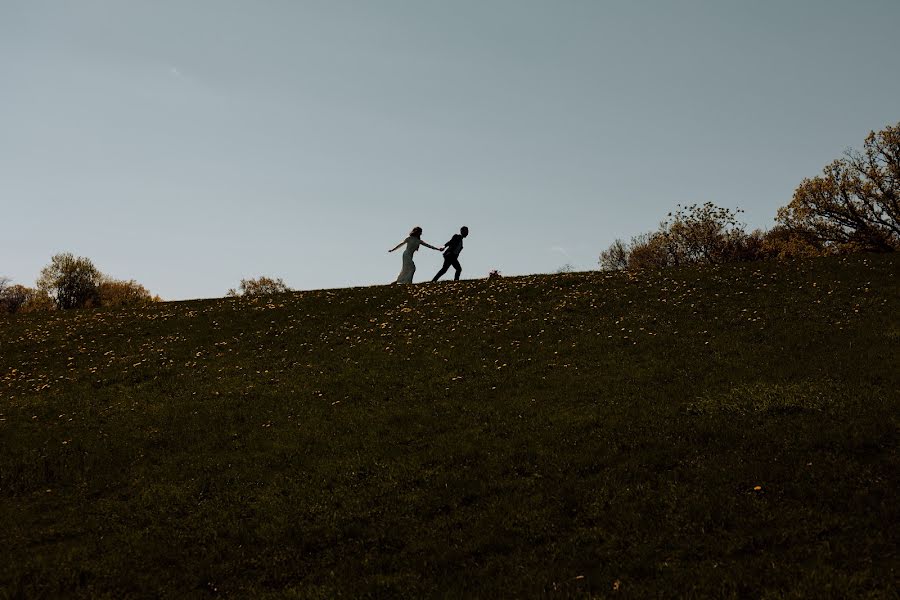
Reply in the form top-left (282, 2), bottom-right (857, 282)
top-left (432, 227), bottom-right (469, 281)
top-left (432, 226), bottom-right (469, 281)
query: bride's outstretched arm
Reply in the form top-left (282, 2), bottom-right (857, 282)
top-left (389, 239), bottom-right (406, 252)
top-left (421, 240), bottom-right (441, 250)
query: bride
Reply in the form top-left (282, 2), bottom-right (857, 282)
top-left (389, 226), bottom-right (442, 284)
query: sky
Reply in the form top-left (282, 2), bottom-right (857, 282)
top-left (1, 0), bottom-right (898, 300)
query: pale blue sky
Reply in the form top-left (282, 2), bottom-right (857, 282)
top-left (2, 1), bottom-right (898, 299)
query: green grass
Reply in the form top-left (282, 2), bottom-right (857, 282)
top-left (1, 254), bottom-right (897, 598)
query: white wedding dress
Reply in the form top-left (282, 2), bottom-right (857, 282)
top-left (395, 236), bottom-right (421, 283)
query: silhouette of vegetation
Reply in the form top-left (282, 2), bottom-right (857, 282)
top-left (36, 253), bottom-right (102, 310)
top-left (0, 277), bottom-right (9, 310)
top-left (0, 283), bottom-right (52, 314)
top-left (5, 254), bottom-right (158, 313)
top-left (600, 203), bottom-right (764, 270)
top-left (598, 238), bottom-right (629, 271)
top-left (1, 254), bottom-right (896, 597)
top-left (97, 278), bottom-right (158, 308)
top-left (758, 224), bottom-right (829, 260)
top-left (777, 122), bottom-right (899, 252)
top-left (603, 123), bottom-right (898, 271)
top-left (658, 203), bottom-right (757, 266)
top-left (227, 275), bottom-right (292, 297)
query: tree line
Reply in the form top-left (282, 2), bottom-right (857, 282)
top-left (0, 257), bottom-right (292, 314)
top-left (600, 122), bottom-right (899, 270)
top-left (3, 123), bottom-right (897, 313)
top-left (0, 253), bottom-right (160, 314)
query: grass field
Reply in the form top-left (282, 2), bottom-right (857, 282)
top-left (1, 254), bottom-right (897, 598)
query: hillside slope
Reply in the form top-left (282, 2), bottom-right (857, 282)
top-left (1, 255), bottom-right (898, 598)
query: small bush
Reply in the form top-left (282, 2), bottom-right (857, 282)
top-left (227, 276), bottom-right (292, 297)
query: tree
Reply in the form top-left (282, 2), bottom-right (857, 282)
top-left (599, 203), bottom-right (759, 270)
top-left (776, 122), bottom-right (900, 252)
top-left (626, 232), bottom-right (670, 270)
top-left (37, 253), bottom-right (102, 309)
top-left (760, 225), bottom-right (827, 260)
top-left (1, 284), bottom-right (53, 314)
top-left (227, 276), bottom-right (292, 297)
top-left (0, 277), bottom-right (15, 313)
top-left (658, 203), bottom-right (751, 266)
top-left (97, 278), bottom-right (157, 308)
top-left (1, 280), bottom-right (25, 313)
top-left (599, 239), bottom-right (629, 271)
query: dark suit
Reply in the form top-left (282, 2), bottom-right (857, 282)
top-left (432, 234), bottom-right (464, 281)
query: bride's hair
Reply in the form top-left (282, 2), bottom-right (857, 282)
top-left (409, 227), bottom-right (423, 238)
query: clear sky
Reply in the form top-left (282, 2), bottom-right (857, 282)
top-left (2, 0), bottom-right (898, 300)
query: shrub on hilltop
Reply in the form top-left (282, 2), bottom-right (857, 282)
top-left (227, 276), bottom-right (292, 297)
top-left (97, 277), bottom-right (159, 308)
top-left (600, 203), bottom-right (764, 270)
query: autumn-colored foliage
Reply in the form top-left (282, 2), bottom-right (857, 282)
top-left (97, 278), bottom-right (158, 308)
top-left (227, 276), bottom-right (292, 297)
top-left (658, 203), bottom-right (755, 265)
top-left (6, 254), bottom-right (159, 313)
top-left (0, 283), bottom-right (53, 314)
top-left (36, 253), bottom-right (103, 310)
top-left (622, 232), bottom-right (669, 270)
top-left (759, 225), bottom-right (828, 260)
top-left (777, 122), bottom-right (900, 252)
top-left (600, 203), bottom-right (764, 270)
top-left (602, 123), bottom-right (898, 271)
top-left (598, 238), bottom-right (629, 271)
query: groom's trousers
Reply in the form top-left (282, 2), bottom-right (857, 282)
top-left (432, 256), bottom-right (462, 281)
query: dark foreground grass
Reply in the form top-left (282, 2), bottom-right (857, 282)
top-left (1, 254), bottom-right (897, 598)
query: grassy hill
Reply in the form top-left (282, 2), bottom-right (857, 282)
top-left (1, 254), bottom-right (897, 598)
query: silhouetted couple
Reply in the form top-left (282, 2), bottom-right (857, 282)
top-left (389, 226), bottom-right (469, 284)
